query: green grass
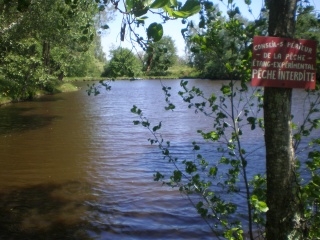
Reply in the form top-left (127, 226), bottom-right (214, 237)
top-left (167, 64), bottom-right (200, 79)
top-left (0, 95), bottom-right (12, 105)
top-left (0, 81), bottom-right (80, 105)
top-left (63, 76), bottom-right (106, 82)
top-left (55, 82), bottom-right (79, 92)
top-left (130, 64), bottom-right (200, 79)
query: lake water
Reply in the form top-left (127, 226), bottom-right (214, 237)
top-left (0, 79), bottom-right (318, 239)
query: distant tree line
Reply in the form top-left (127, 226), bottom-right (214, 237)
top-left (101, 36), bottom-right (178, 78)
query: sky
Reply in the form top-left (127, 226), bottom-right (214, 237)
top-left (101, 0), bottom-right (320, 59)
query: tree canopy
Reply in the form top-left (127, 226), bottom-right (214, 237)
top-left (0, 0), bottom-right (107, 100)
top-left (144, 36), bottom-right (178, 76)
top-left (102, 47), bottom-right (142, 78)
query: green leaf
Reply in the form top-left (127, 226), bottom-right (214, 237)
top-left (79, 36), bottom-right (88, 43)
top-left (170, 0), bottom-right (178, 7)
top-left (180, 0), bottom-right (200, 12)
top-left (162, 149), bottom-right (169, 156)
top-left (221, 85), bottom-right (231, 95)
top-left (185, 161), bottom-right (197, 174)
top-left (163, 5), bottom-right (173, 16)
top-left (220, 157), bottom-right (230, 164)
top-left (209, 166), bottom-right (218, 176)
top-left (250, 195), bottom-right (269, 212)
top-left (141, 121), bottom-right (150, 127)
top-left (247, 117), bottom-right (256, 130)
top-left (152, 122), bottom-right (162, 132)
top-left (210, 131), bottom-right (219, 141)
top-left (101, 24), bottom-right (109, 29)
top-left (147, 22), bottom-right (163, 42)
top-left (225, 62), bottom-right (232, 72)
top-left (150, 0), bottom-right (170, 8)
top-left (198, 130), bottom-right (220, 141)
top-left (98, 5), bottom-right (105, 11)
top-left (154, 171), bottom-right (164, 181)
top-left (199, 19), bottom-right (205, 28)
top-left (257, 201), bottom-right (268, 212)
top-left (126, 0), bottom-right (133, 11)
top-left (133, 7), bottom-right (149, 17)
top-left (167, 0), bottom-right (200, 18)
top-left (172, 170), bottom-right (182, 182)
top-left (164, 103), bottom-right (175, 110)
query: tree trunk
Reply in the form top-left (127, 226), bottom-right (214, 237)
top-left (264, 88), bottom-right (297, 239)
top-left (264, 0), bottom-right (299, 239)
top-left (42, 40), bottom-right (50, 73)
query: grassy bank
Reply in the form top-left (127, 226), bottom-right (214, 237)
top-left (63, 76), bottom-right (106, 82)
top-left (0, 81), bottom-right (80, 106)
top-left (96, 64), bottom-right (200, 80)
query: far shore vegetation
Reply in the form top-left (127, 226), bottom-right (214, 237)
top-left (0, 62), bottom-right (199, 105)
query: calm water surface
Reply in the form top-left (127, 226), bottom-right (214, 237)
top-left (0, 79), bottom-right (316, 239)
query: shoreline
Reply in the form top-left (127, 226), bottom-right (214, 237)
top-left (0, 77), bottom-right (227, 106)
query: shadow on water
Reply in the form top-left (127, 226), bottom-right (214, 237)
top-left (0, 107), bottom-right (60, 135)
top-left (32, 96), bottom-right (65, 103)
top-left (0, 181), bottom-right (98, 240)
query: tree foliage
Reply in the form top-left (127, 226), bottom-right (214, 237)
top-left (102, 47), bottom-right (142, 78)
top-left (0, 0), bottom-right (107, 100)
top-left (143, 36), bottom-right (177, 76)
top-left (295, 5), bottom-right (320, 81)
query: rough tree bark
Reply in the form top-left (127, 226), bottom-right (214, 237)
top-left (264, 0), bottom-right (299, 239)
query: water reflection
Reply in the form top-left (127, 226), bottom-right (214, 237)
top-left (0, 106), bottom-right (59, 135)
top-left (0, 181), bottom-right (94, 240)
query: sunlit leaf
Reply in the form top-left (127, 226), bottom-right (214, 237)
top-left (209, 166), bottom-right (218, 176)
top-left (170, 0), bottom-right (178, 7)
top-left (163, 5), bottom-right (173, 16)
top-left (150, 0), bottom-right (170, 8)
top-left (251, 195), bottom-right (269, 212)
top-left (167, 0), bottom-right (200, 18)
top-left (220, 85), bottom-right (231, 95)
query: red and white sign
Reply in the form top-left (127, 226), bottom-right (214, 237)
top-left (251, 36), bottom-right (317, 89)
